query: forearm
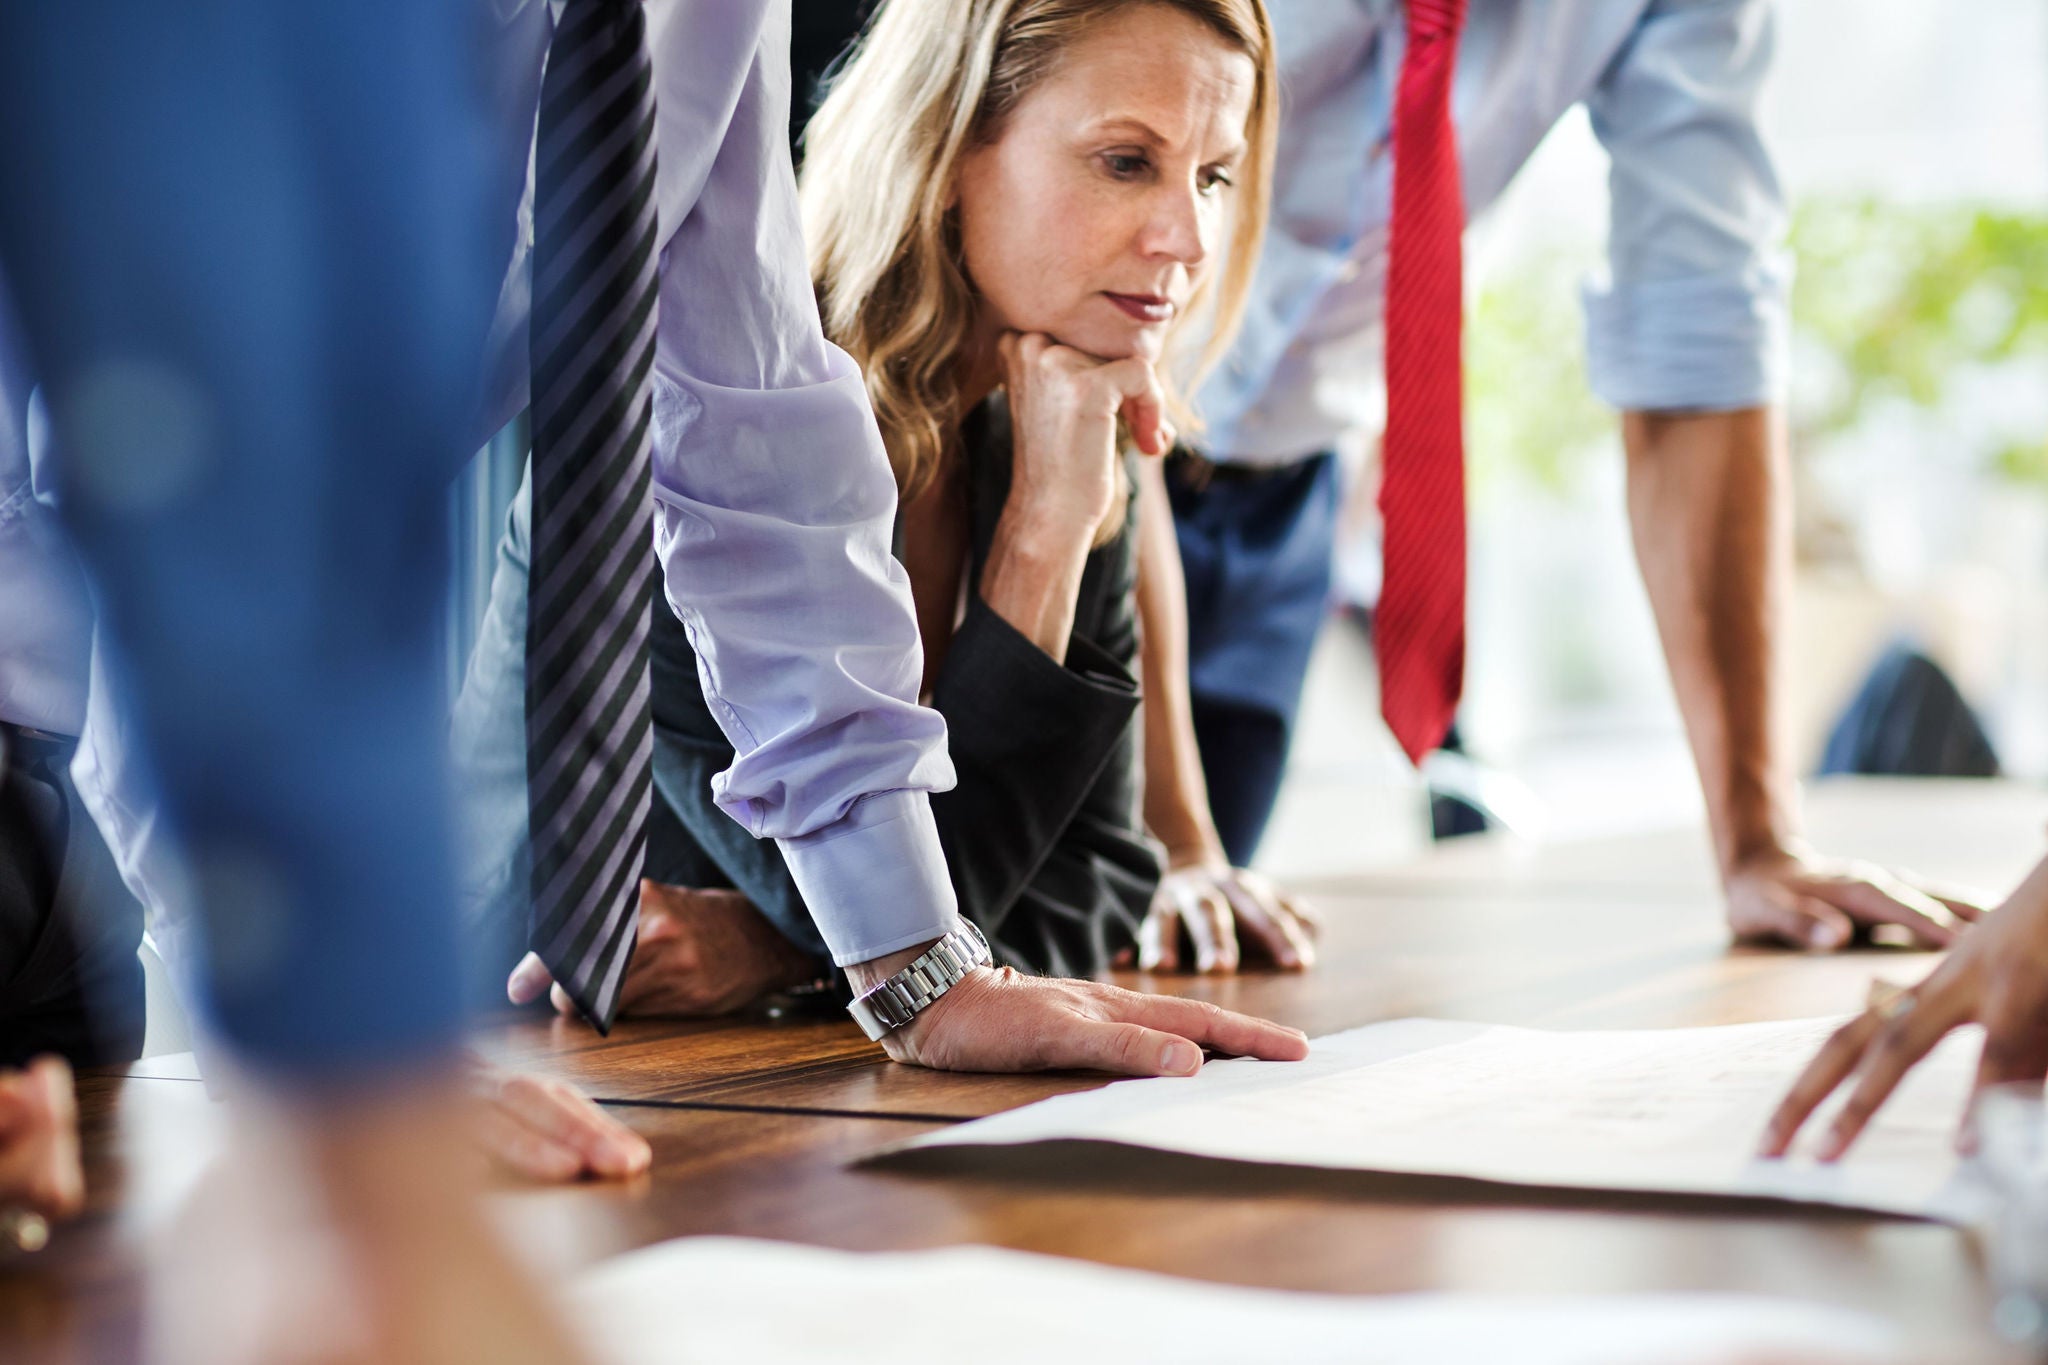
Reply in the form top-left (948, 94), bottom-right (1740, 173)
top-left (1623, 405), bottom-right (1796, 875)
top-left (980, 500), bottom-right (1092, 665)
top-left (1134, 460), bottom-right (1224, 866)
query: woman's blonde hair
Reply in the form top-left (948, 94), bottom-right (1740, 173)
top-left (801, 0), bottom-right (1278, 504)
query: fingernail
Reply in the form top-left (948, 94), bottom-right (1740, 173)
top-left (507, 969), bottom-right (537, 1004)
top-left (1808, 923), bottom-right (1846, 950)
top-left (1160, 1042), bottom-right (1200, 1074)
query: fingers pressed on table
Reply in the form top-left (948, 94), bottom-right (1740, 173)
top-left (1120, 990), bottom-right (1310, 1061)
top-left (1139, 903), bottom-right (1181, 972)
top-left (1198, 893), bottom-right (1239, 973)
top-left (1820, 878), bottom-right (1956, 948)
top-left (1279, 890), bottom-right (1325, 933)
top-left (475, 1105), bottom-right (583, 1182)
top-left (507, 951), bottom-right (555, 1006)
top-left (1735, 893), bottom-right (1839, 951)
top-left (1789, 894), bottom-right (1855, 950)
top-left (1219, 880), bottom-right (1310, 969)
top-left (1059, 1020), bottom-right (1203, 1077)
top-left (1226, 898), bottom-right (1299, 968)
top-left (1168, 879), bottom-right (1236, 973)
top-left (497, 1075), bottom-right (625, 1154)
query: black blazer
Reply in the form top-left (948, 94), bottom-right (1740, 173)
top-left (644, 398), bottom-right (1156, 978)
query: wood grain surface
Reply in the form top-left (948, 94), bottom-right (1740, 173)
top-left (8, 777), bottom-right (2038, 1363)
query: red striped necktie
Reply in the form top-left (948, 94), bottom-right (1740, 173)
top-left (1377, 0), bottom-right (1468, 766)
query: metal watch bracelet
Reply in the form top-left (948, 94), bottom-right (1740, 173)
top-left (846, 920), bottom-right (992, 1041)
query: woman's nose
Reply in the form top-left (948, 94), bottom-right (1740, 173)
top-left (1140, 184), bottom-right (1209, 269)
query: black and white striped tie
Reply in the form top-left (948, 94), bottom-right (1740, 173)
top-left (525, 0), bottom-right (658, 1033)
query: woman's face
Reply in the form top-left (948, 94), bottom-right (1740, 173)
top-left (953, 4), bottom-right (1255, 365)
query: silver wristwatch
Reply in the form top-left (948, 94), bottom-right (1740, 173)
top-left (846, 920), bottom-right (992, 1041)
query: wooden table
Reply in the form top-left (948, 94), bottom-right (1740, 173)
top-left (7, 776), bottom-right (2041, 1363)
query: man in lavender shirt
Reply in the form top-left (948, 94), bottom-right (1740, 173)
top-left (104, 0), bottom-right (1303, 1079)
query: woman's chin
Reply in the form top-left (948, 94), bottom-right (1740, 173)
top-left (1053, 320), bottom-right (1168, 364)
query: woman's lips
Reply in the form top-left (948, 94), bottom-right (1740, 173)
top-left (1104, 292), bottom-right (1174, 324)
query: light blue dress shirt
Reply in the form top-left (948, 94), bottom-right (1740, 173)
top-left (1200, 0), bottom-right (1791, 464)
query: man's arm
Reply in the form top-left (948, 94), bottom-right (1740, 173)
top-left (1588, 0), bottom-right (1977, 947)
top-left (1624, 407), bottom-right (1790, 877)
top-left (629, 6), bottom-right (1305, 1073)
top-left (643, 4), bottom-right (957, 969)
top-left (1626, 408), bottom-right (1971, 947)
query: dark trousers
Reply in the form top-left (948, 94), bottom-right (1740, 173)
top-left (1167, 453), bottom-right (1341, 866)
top-left (0, 726), bottom-right (145, 1068)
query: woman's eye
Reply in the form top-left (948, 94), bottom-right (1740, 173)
top-left (1104, 152), bottom-right (1151, 179)
top-left (1199, 168), bottom-right (1235, 196)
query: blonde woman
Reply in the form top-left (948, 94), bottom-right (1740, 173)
top-left (815, 0), bottom-right (1322, 976)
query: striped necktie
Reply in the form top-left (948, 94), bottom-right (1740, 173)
top-left (525, 0), bottom-right (658, 1032)
top-left (1377, 0), bottom-right (1468, 766)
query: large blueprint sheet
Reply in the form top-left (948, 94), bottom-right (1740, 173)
top-left (894, 1017), bottom-right (1988, 1221)
top-left (570, 1236), bottom-right (1901, 1364)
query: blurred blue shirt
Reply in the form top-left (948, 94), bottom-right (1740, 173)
top-left (0, 2), bottom-right (504, 1075)
top-left (1200, 0), bottom-right (1791, 464)
top-left (0, 276), bottom-right (90, 739)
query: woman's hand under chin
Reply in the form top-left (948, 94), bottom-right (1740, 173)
top-left (998, 330), bottom-right (1172, 540)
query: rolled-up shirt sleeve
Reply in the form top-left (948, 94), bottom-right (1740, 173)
top-left (1581, 0), bottom-right (1791, 414)
top-left (644, 3), bottom-right (959, 967)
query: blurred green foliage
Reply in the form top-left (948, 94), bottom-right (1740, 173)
top-left (1791, 200), bottom-right (2048, 480)
top-left (1466, 243), bottom-right (1609, 500)
top-left (1464, 200), bottom-right (2048, 498)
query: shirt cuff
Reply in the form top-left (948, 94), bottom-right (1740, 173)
top-left (777, 787), bottom-right (962, 966)
top-left (1581, 257), bottom-right (1791, 413)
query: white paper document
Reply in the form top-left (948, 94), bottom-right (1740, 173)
top-left (570, 1236), bottom-right (1902, 1365)
top-left (892, 1017), bottom-right (1990, 1221)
